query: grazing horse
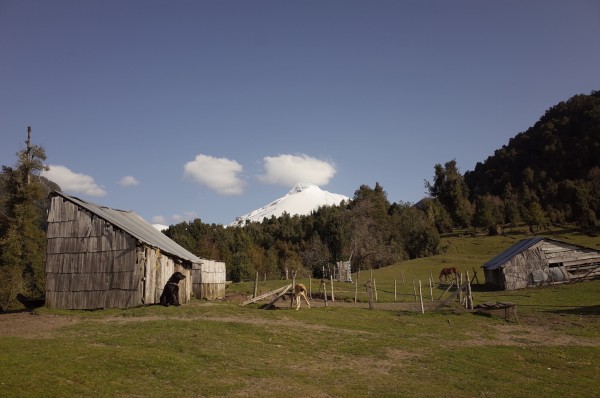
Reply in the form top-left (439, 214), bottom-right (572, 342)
top-left (438, 267), bottom-right (458, 282)
top-left (293, 283), bottom-right (311, 310)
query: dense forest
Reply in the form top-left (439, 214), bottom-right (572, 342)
top-left (1, 91), bottom-right (599, 306)
top-left (464, 91), bottom-right (600, 229)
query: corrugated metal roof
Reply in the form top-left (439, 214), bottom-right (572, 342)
top-left (51, 191), bottom-right (201, 265)
top-left (482, 236), bottom-right (545, 270)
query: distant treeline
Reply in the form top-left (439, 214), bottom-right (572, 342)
top-left (164, 182), bottom-right (441, 282)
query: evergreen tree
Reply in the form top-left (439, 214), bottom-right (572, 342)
top-left (501, 183), bottom-right (521, 226)
top-left (472, 195), bottom-right (503, 235)
top-left (347, 183), bottom-right (399, 269)
top-left (0, 127), bottom-right (48, 310)
top-left (425, 160), bottom-right (473, 228)
top-left (389, 201), bottom-right (440, 259)
top-left (525, 201), bottom-right (548, 233)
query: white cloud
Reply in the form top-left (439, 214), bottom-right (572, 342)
top-left (152, 215), bottom-right (166, 224)
top-left (119, 175), bottom-right (140, 187)
top-left (258, 154), bottom-right (336, 187)
top-left (153, 211), bottom-right (196, 225)
top-left (172, 211), bottom-right (198, 223)
top-left (184, 154), bottom-right (245, 195)
top-left (41, 165), bottom-right (107, 197)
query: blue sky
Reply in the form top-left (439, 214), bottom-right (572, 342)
top-left (1, 0), bottom-right (599, 225)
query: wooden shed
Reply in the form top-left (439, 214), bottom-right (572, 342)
top-left (45, 191), bottom-right (204, 309)
top-left (482, 236), bottom-right (600, 290)
top-left (335, 260), bottom-right (353, 282)
top-left (192, 259), bottom-right (226, 300)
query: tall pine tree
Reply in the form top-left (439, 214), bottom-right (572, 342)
top-left (0, 127), bottom-right (48, 310)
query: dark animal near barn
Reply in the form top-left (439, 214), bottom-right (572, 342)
top-left (439, 267), bottom-right (458, 281)
top-left (160, 272), bottom-right (186, 306)
top-left (16, 293), bottom-right (45, 310)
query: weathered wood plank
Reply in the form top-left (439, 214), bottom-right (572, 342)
top-left (240, 284), bottom-right (291, 306)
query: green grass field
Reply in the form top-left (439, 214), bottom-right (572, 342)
top-left (1, 230), bottom-right (599, 397)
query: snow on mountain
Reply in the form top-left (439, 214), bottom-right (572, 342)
top-left (153, 224), bottom-right (169, 232)
top-left (230, 183), bottom-right (349, 227)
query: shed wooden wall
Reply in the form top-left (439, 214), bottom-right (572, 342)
top-left (540, 240), bottom-right (600, 280)
top-left (486, 239), bottom-right (600, 291)
top-left (192, 259), bottom-right (226, 300)
top-left (46, 196), bottom-right (143, 309)
top-left (45, 195), bottom-right (192, 309)
top-left (140, 246), bottom-right (192, 305)
top-left (503, 245), bottom-right (547, 290)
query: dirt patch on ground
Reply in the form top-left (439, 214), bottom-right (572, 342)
top-left (460, 322), bottom-right (600, 347)
top-left (0, 311), bottom-right (81, 338)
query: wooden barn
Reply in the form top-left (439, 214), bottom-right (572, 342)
top-left (45, 191), bottom-right (225, 309)
top-left (482, 236), bottom-right (600, 290)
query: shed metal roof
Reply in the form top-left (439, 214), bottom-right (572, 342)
top-left (51, 191), bottom-right (201, 265)
top-left (482, 236), bottom-right (545, 270)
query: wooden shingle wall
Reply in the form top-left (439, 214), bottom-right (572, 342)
top-left (46, 196), bottom-right (142, 309)
top-left (486, 239), bottom-right (600, 291)
top-left (192, 259), bottom-right (226, 300)
top-left (540, 240), bottom-right (600, 280)
top-left (502, 245), bottom-right (547, 290)
top-left (140, 246), bottom-right (192, 305)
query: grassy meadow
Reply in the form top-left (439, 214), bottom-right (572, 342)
top-left (1, 229), bottom-right (599, 397)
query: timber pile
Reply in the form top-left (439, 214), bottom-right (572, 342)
top-left (239, 284), bottom-right (292, 307)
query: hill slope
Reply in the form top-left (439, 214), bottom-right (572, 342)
top-left (465, 91), bottom-right (600, 198)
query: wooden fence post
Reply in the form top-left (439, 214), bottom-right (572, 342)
top-left (354, 269), bottom-right (359, 303)
top-left (419, 280), bottom-right (424, 314)
top-left (471, 267), bottom-right (480, 284)
top-left (330, 275), bottom-right (335, 302)
top-left (366, 280), bottom-right (374, 310)
top-left (413, 279), bottom-right (417, 302)
top-left (456, 272), bottom-right (463, 303)
top-left (373, 278), bottom-right (378, 302)
top-left (429, 278), bottom-right (433, 301)
top-left (394, 279), bottom-right (397, 302)
top-left (466, 270), bottom-right (473, 309)
top-left (253, 271), bottom-right (259, 298)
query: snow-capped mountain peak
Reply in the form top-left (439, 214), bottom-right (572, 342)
top-left (152, 224), bottom-right (169, 232)
top-left (230, 183), bottom-right (348, 226)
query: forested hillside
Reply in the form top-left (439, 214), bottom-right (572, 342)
top-left (464, 90), bottom-right (600, 227)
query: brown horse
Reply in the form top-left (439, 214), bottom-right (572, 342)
top-left (439, 267), bottom-right (458, 281)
